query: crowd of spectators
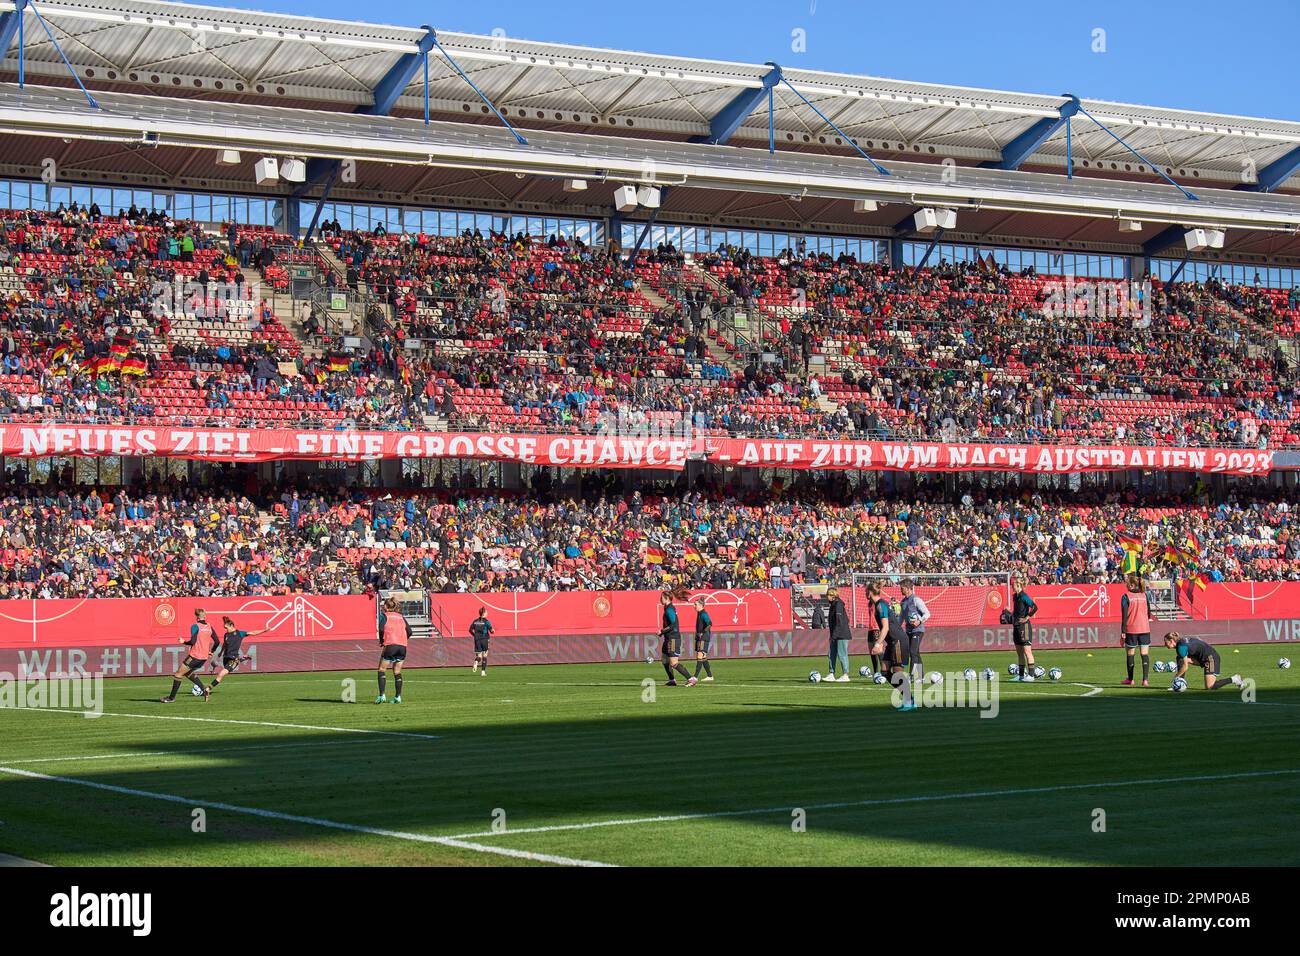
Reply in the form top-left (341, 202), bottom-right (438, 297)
top-left (2, 464), bottom-right (1296, 600)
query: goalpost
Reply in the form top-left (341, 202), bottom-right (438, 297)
top-left (847, 572), bottom-right (1012, 629)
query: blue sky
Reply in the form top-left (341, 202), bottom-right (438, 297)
top-left (205, 0), bottom-right (1298, 120)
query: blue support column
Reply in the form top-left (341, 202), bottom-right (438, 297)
top-left (1142, 225), bottom-right (1187, 259)
top-left (1238, 145), bottom-right (1300, 193)
top-left (982, 95), bottom-right (1079, 171)
top-left (691, 63), bottom-right (782, 146)
top-left (888, 235), bottom-right (904, 270)
top-left (285, 197), bottom-right (302, 239)
top-left (916, 228), bottom-right (945, 269)
top-left (624, 186), bottom-right (672, 267)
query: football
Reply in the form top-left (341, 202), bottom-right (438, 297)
top-left (982, 667), bottom-right (996, 681)
top-left (1171, 677), bottom-right (1188, 693)
top-left (907, 614), bottom-right (922, 628)
top-left (1032, 665), bottom-right (1045, 679)
top-left (859, 665), bottom-right (871, 677)
top-left (1154, 660), bottom-right (1167, 673)
top-left (1280, 658), bottom-right (1292, 669)
top-left (808, 671), bottom-right (822, 683)
top-left (1048, 667), bottom-right (1062, 681)
top-left (962, 667), bottom-right (977, 681)
top-left (928, 672), bottom-right (943, 685)
top-left (873, 672), bottom-right (887, 685)
top-left (1007, 662), bottom-right (1019, 675)
top-left (190, 683), bottom-right (205, 697)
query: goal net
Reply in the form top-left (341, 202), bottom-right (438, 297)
top-left (847, 572), bottom-right (1011, 628)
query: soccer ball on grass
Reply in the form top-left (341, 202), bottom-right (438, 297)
top-left (1171, 677), bottom-right (1188, 693)
top-left (808, 671), bottom-right (822, 684)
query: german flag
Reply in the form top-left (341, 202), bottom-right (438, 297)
top-left (1184, 531), bottom-right (1202, 556)
top-left (120, 356), bottom-right (148, 376)
top-left (110, 335), bottom-right (131, 358)
top-left (1118, 534), bottom-right (1142, 553)
top-left (645, 547), bottom-right (665, 565)
top-left (683, 545), bottom-right (702, 563)
top-left (327, 354), bottom-right (350, 373)
top-left (580, 541), bottom-right (595, 558)
top-left (52, 343), bottom-right (69, 361)
top-left (1162, 544), bottom-right (1184, 564)
top-left (1193, 572), bottom-right (1210, 590)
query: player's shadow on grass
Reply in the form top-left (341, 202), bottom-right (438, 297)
top-left (8, 685), bottom-right (1300, 865)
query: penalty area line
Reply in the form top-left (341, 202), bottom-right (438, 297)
top-left (0, 765), bottom-right (613, 868)
top-left (445, 768), bottom-right (1300, 840)
top-left (29, 708), bottom-right (441, 740)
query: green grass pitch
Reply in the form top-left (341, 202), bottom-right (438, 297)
top-left (1, 645), bottom-right (1297, 866)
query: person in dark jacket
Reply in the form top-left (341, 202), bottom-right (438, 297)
top-left (825, 586), bottom-right (853, 681)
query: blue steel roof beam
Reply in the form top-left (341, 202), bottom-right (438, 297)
top-left (690, 63), bottom-right (782, 146)
top-left (360, 25), bottom-right (437, 117)
top-left (1238, 145), bottom-right (1300, 193)
top-left (981, 94), bottom-right (1080, 171)
top-left (0, 2), bottom-right (28, 60)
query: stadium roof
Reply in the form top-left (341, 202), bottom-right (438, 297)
top-left (4, 0), bottom-right (1300, 261)
top-left (5, 0), bottom-right (1300, 191)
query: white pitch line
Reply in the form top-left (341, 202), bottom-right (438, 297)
top-left (444, 768), bottom-right (1300, 840)
top-left (0, 765), bottom-right (612, 868)
top-left (29, 708), bottom-right (441, 740)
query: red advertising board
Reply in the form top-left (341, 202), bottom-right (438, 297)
top-left (0, 584), bottom-right (1295, 678)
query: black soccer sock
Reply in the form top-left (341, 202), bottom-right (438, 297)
top-left (694, 660), bottom-right (703, 677)
top-left (871, 654), bottom-right (881, 673)
top-left (1141, 656), bottom-right (1150, 681)
top-left (1126, 657), bottom-right (1135, 680)
top-left (169, 679), bottom-right (181, 698)
top-left (377, 672), bottom-right (387, 695)
top-left (481, 659), bottom-right (487, 673)
top-left (663, 661), bottom-right (675, 680)
top-left (394, 675), bottom-right (403, 697)
top-left (674, 662), bottom-right (692, 680)
top-left (188, 674), bottom-right (205, 691)
top-left (702, 659), bottom-right (712, 678)
top-left (1213, 678), bottom-right (1239, 691)
top-left (210, 677), bottom-right (221, 689)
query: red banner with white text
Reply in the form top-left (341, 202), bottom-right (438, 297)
top-left (0, 423), bottom-right (1281, 475)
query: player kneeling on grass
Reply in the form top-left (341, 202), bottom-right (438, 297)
top-left (161, 608), bottom-right (216, 703)
top-left (376, 599), bottom-right (413, 704)
top-left (660, 591), bottom-right (696, 687)
top-left (1164, 631), bottom-right (1242, 692)
top-left (470, 607), bottom-right (494, 676)
top-left (208, 617), bottom-right (268, 692)
top-left (1006, 575), bottom-right (1038, 682)
top-left (692, 597), bottom-right (714, 682)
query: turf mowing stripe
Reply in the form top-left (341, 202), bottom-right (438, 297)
top-left (443, 768), bottom-right (1300, 839)
top-left (29, 708), bottom-right (442, 740)
top-left (0, 736), bottom-right (402, 766)
top-left (0, 764), bottom-right (613, 868)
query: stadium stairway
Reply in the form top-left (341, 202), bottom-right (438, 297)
top-left (637, 278), bottom-right (747, 376)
